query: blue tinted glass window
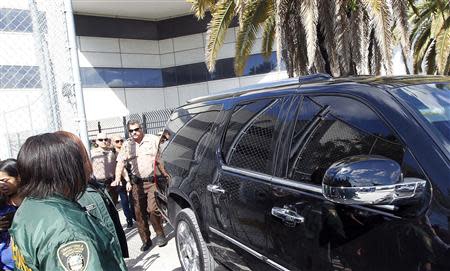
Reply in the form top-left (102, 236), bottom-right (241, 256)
top-left (162, 67), bottom-right (177, 87)
top-left (80, 68), bottom-right (105, 87)
top-left (211, 58), bottom-right (235, 80)
top-left (242, 53), bottom-right (276, 76)
top-left (80, 52), bottom-right (282, 89)
top-left (122, 68), bottom-right (162, 88)
top-left (175, 65), bottom-right (191, 85)
top-left (190, 63), bottom-right (208, 84)
top-left (0, 66), bottom-right (41, 88)
top-left (81, 68), bottom-right (162, 88)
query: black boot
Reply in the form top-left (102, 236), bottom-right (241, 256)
top-left (126, 219), bottom-right (133, 229)
top-left (140, 239), bottom-right (152, 251)
top-left (155, 235), bottom-right (168, 247)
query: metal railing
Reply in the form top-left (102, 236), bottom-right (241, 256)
top-left (87, 108), bottom-right (173, 142)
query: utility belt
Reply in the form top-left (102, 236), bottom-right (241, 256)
top-left (131, 175), bottom-right (154, 185)
top-left (96, 177), bottom-right (114, 186)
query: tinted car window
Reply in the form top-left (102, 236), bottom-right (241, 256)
top-left (288, 96), bottom-right (404, 185)
top-left (225, 99), bottom-right (281, 174)
top-left (395, 83), bottom-right (450, 158)
top-left (222, 99), bottom-right (275, 160)
top-left (162, 105), bottom-right (221, 178)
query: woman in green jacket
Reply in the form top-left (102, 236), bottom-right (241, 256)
top-left (10, 133), bottom-right (127, 271)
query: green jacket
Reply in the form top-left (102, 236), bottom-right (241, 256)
top-left (10, 196), bottom-right (127, 271)
top-left (78, 182), bottom-right (128, 258)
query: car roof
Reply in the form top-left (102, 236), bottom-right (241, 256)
top-left (186, 74), bottom-right (450, 105)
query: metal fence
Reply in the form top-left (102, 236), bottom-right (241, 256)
top-left (87, 108), bottom-right (173, 144)
top-left (0, 0), bottom-right (82, 159)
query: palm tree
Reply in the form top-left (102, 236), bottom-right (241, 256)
top-left (187, 0), bottom-right (411, 77)
top-left (410, 0), bottom-right (450, 75)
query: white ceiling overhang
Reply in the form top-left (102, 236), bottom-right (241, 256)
top-left (72, 0), bottom-right (194, 21)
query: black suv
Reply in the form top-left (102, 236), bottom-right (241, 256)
top-left (156, 75), bottom-right (450, 271)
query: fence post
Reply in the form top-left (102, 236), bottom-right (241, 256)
top-left (123, 116), bottom-right (128, 139)
top-left (142, 114), bottom-right (148, 134)
top-left (97, 121), bottom-right (101, 133)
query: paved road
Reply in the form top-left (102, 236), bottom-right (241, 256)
top-left (118, 208), bottom-right (182, 271)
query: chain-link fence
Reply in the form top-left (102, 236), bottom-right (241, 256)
top-left (87, 108), bottom-right (173, 144)
top-left (0, 0), bottom-right (81, 158)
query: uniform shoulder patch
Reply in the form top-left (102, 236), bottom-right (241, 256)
top-left (57, 241), bottom-right (89, 271)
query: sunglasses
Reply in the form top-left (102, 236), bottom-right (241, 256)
top-left (160, 136), bottom-right (169, 142)
top-left (97, 138), bottom-right (108, 142)
top-left (128, 127), bottom-right (141, 133)
top-left (115, 139), bottom-right (124, 143)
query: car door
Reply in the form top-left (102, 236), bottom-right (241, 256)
top-left (267, 94), bottom-right (432, 271)
top-left (206, 96), bottom-right (292, 270)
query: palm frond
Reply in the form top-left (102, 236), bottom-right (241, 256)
top-left (413, 28), bottom-right (432, 73)
top-left (235, 0), bottom-right (246, 30)
top-left (335, 0), bottom-right (352, 75)
top-left (435, 17), bottom-right (450, 74)
top-left (350, 4), bottom-right (365, 74)
top-left (391, 0), bottom-right (411, 67)
top-left (261, 13), bottom-right (276, 58)
top-left (187, 0), bottom-right (215, 19)
top-left (431, 12), bottom-right (446, 38)
top-left (205, 0), bottom-right (236, 72)
top-left (279, 0), bottom-right (306, 76)
top-left (360, 12), bottom-right (371, 74)
top-left (300, 0), bottom-right (318, 69)
top-left (424, 40), bottom-right (436, 74)
top-left (234, 0), bottom-right (272, 75)
top-left (318, 0), bottom-right (339, 76)
top-left (362, 0), bottom-right (393, 74)
top-left (313, 46), bottom-right (327, 73)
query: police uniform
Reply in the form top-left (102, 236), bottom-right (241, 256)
top-left (10, 196), bottom-right (126, 271)
top-left (90, 147), bottom-right (118, 204)
top-left (116, 134), bottom-right (164, 244)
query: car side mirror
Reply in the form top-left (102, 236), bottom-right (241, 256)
top-left (322, 155), bottom-right (426, 206)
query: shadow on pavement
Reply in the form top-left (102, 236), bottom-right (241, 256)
top-left (126, 223), bottom-right (176, 270)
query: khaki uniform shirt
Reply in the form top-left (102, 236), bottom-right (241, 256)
top-left (91, 147), bottom-right (116, 180)
top-left (116, 134), bottom-right (159, 178)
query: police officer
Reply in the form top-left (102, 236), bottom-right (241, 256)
top-left (91, 132), bottom-right (118, 204)
top-left (115, 120), bottom-right (167, 251)
top-left (111, 134), bottom-right (135, 228)
top-left (11, 133), bottom-right (126, 271)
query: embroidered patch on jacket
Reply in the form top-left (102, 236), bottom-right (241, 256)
top-left (57, 241), bottom-right (89, 271)
top-left (11, 239), bottom-right (32, 271)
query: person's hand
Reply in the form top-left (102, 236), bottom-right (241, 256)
top-left (110, 180), bottom-right (120, 187)
top-left (126, 182), bottom-right (132, 192)
top-left (0, 181), bottom-right (9, 195)
top-left (0, 212), bottom-right (15, 231)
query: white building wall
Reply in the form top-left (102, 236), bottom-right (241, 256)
top-left (77, 26), bottom-right (284, 121)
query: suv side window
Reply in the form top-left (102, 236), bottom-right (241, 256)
top-left (288, 96), bottom-right (405, 185)
top-left (163, 105), bottom-right (221, 178)
top-left (224, 98), bottom-right (281, 174)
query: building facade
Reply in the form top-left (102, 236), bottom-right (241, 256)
top-left (75, 14), bottom-right (285, 121)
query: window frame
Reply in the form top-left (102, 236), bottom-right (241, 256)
top-left (219, 96), bottom-right (286, 174)
top-left (282, 93), bottom-right (407, 184)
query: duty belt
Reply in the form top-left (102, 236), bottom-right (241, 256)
top-left (96, 177), bottom-right (114, 184)
top-left (131, 175), bottom-right (154, 183)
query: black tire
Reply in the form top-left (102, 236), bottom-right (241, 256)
top-left (175, 208), bottom-right (217, 271)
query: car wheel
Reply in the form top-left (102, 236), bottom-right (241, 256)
top-left (175, 208), bottom-right (217, 271)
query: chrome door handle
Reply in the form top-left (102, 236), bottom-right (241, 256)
top-left (271, 206), bottom-right (305, 224)
top-left (207, 184), bottom-right (226, 194)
